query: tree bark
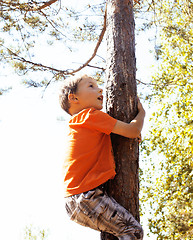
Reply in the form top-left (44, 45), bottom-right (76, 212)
top-left (101, 0), bottom-right (139, 239)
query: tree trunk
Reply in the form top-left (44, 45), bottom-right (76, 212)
top-left (101, 0), bottom-right (139, 239)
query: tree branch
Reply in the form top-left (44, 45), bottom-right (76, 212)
top-left (136, 79), bottom-right (157, 86)
top-left (10, 50), bottom-right (69, 76)
top-left (5, 6), bottom-right (107, 78)
top-left (67, 5), bottom-right (107, 75)
top-left (28, 0), bottom-right (59, 11)
top-left (0, 0), bottom-right (59, 12)
top-left (87, 64), bottom-right (105, 71)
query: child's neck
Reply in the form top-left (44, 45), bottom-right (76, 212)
top-left (69, 106), bottom-right (86, 116)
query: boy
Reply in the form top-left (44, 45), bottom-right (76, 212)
top-left (59, 74), bottom-right (145, 240)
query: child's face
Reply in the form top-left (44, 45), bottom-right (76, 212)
top-left (75, 76), bottom-right (103, 111)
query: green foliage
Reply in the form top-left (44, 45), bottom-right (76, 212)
top-left (141, 0), bottom-right (193, 239)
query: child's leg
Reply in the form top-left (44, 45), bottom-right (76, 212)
top-left (65, 187), bottom-right (143, 240)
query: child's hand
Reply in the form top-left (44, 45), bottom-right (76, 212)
top-left (112, 97), bottom-right (145, 139)
top-left (137, 97), bottom-right (145, 114)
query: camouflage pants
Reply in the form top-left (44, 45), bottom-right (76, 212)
top-left (64, 187), bottom-right (143, 240)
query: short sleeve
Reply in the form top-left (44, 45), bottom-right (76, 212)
top-left (69, 108), bottom-right (117, 135)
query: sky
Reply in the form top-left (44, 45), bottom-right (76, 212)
top-left (0, 82), bottom-right (101, 240)
top-left (0, 2), bottom-right (157, 240)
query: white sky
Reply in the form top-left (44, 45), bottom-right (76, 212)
top-left (0, 3), bottom-right (157, 239)
top-left (0, 83), bottom-right (101, 240)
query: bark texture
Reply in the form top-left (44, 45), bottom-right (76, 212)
top-left (101, 0), bottom-right (139, 239)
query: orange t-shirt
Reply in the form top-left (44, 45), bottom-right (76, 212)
top-left (63, 107), bottom-right (117, 197)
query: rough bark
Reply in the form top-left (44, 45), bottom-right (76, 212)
top-left (101, 0), bottom-right (139, 239)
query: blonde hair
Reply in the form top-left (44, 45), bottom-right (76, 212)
top-left (59, 74), bottom-right (89, 114)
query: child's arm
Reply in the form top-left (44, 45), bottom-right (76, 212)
top-left (112, 98), bottom-right (145, 138)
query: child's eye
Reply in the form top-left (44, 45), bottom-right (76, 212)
top-left (89, 84), bottom-right (93, 88)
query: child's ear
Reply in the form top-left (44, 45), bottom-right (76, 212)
top-left (68, 94), bottom-right (78, 103)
